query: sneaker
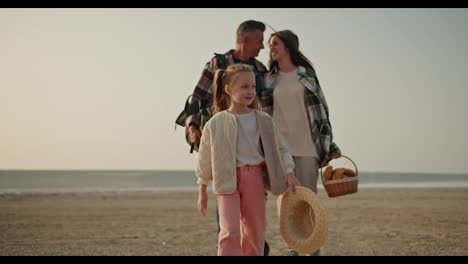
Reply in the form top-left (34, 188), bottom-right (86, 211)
top-left (287, 249), bottom-right (299, 256)
top-left (306, 249), bottom-right (321, 256)
top-left (264, 241), bottom-right (270, 256)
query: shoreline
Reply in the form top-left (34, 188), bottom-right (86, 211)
top-left (1, 183), bottom-right (468, 195)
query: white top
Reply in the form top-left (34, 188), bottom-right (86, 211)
top-left (234, 111), bottom-right (265, 167)
top-left (196, 110), bottom-right (296, 194)
top-left (273, 69), bottom-right (318, 157)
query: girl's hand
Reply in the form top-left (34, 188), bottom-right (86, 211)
top-left (198, 187), bottom-right (208, 217)
top-left (287, 173), bottom-right (301, 193)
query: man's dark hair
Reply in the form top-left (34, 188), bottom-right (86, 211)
top-left (236, 20), bottom-right (266, 44)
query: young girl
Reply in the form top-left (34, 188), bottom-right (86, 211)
top-left (196, 64), bottom-right (301, 256)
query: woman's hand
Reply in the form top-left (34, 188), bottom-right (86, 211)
top-left (328, 153), bottom-right (341, 160)
top-left (198, 185), bottom-right (208, 217)
top-left (287, 173), bottom-right (301, 193)
top-left (321, 153), bottom-right (342, 168)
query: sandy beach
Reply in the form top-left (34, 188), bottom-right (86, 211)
top-left (0, 188), bottom-right (467, 256)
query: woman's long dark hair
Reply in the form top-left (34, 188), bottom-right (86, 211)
top-left (268, 30), bottom-right (315, 73)
top-left (212, 64), bottom-right (260, 113)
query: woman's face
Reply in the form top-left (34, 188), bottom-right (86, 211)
top-left (269, 35), bottom-right (289, 61)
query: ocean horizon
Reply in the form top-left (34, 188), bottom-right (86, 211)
top-left (0, 170), bottom-right (467, 194)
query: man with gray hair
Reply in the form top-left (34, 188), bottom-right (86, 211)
top-left (176, 19), bottom-right (270, 255)
top-left (184, 20), bottom-right (267, 147)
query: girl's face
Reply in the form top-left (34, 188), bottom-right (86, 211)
top-left (269, 35), bottom-right (289, 61)
top-left (226, 71), bottom-right (256, 107)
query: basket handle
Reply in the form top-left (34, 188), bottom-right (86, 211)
top-left (320, 154), bottom-right (358, 183)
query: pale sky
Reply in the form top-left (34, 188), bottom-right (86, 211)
top-left (0, 8), bottom-right (467, 174)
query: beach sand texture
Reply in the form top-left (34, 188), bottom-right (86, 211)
top-left (1, 188), bottom-right (467, 256)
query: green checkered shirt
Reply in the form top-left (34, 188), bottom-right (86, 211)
top-left (260, 66), bottom-right (341, 166)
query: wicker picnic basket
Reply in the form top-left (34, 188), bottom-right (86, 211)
top-left (320, 155), bottom-right (358, 198)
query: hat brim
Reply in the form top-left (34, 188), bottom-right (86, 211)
top-left (279, 186), bottom-right (328, 254)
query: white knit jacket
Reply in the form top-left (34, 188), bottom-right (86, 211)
top-left (196, 110), bottom-right (295, 195)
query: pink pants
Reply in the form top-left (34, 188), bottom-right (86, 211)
top-left (216, 164), bottom-right (266, 256)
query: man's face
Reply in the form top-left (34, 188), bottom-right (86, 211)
top-left (243, 30), bottom-right (264, 58)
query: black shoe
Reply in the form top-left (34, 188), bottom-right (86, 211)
top-left (310, 249), bottom-right (320, 256)
top-left (264, 241), bottom-right (270, 256)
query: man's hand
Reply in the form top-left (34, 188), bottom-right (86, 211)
top-left (188, 125), bottom-right (201, 145)
top-left (287, 173), bottom-right (301, 193)
top-left (198, 185), bottom-right (208, 217)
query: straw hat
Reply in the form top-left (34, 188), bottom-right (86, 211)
top-left (279, 186), bottom-right (328, 254)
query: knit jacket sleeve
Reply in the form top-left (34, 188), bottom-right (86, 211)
top-left (196, 124), bottom-right (212, 185)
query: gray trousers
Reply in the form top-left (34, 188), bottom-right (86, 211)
top-left (292, 156), bottom-right (319, 193)
top-left (276, 156), bottom-right (319, 214)
top-left (277, 156), bottom-right (320, 255)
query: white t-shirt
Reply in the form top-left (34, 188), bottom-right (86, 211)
top-left (273, 69), bottom-right (318, 157)
top-left (235, 111), bottom-right (265, 167)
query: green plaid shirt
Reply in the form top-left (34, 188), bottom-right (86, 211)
top-left (186, 50), bottom-right (268, 129)
top-left (260, 66), bottom-right (341, 166)
top-left (183, 50), bottom-right (267, 151)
